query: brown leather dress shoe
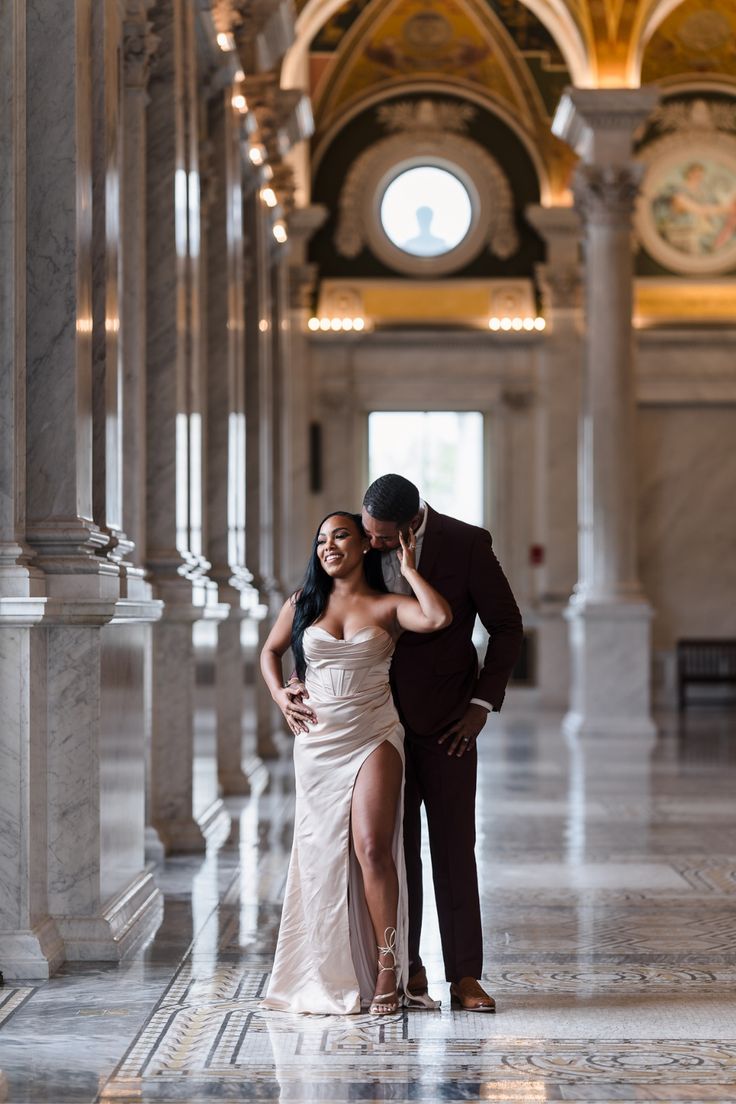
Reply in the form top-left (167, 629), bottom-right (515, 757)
top-left (450, 977), bottom-right (496, 1012)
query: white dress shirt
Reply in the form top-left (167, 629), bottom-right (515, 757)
top-left (380, 502), bottom-right (492, 714)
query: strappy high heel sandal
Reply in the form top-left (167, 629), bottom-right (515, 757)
top-left (369, 927), bottom-right (401, 1015)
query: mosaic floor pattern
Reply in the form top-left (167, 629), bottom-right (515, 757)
top-left (1, 709), bottom-right (735, 1103)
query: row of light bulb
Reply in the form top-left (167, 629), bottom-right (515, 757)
top-left (308, 317), bottom-right (366, 332)
top-left (219, 28), bottom-right (284, 244)
top-left (489, 316), bottom-right (546, 331)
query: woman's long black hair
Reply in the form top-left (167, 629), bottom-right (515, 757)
top-left (291, 511), bottom-right (386, 681)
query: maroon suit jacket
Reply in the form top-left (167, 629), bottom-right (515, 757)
top-left (391, 506), bottom-right (523, 738)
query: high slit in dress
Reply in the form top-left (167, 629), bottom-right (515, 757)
top-left (262, 625), bottom-right (409, 1015)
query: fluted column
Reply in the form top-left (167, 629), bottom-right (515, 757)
top-left (526, 205), bottom-right (582, 709)
top-left (145, 0), bottom-right (228, 851)
top-left (553, 89), bottom-right (658, 739)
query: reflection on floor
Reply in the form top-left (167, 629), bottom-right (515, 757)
top-left (1, 709), bottom-right (736, 1102)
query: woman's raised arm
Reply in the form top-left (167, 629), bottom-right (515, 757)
top-left (393, 530), bottom-right (452, 634)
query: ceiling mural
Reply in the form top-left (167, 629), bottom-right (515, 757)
top-left (641, 1), bottom-right (736, 85)
top-left (307, 0), bottom-right (570, 125)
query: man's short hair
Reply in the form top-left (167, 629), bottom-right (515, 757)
top-left (363, 474), bottom-right (420, 525)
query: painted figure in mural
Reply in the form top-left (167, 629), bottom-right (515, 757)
top-left (259, 512), bottom-right (451, 1015)
top-left (653, 160), bottom-right (736, 256)
top-left (360, 474), bottom-right (523, 1013)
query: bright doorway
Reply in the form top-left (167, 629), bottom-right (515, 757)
top-left (367, 411), bottom-right (484, 525)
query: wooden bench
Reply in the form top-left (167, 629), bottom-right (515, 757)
top-left (676, 639), bottom-right (736, 710)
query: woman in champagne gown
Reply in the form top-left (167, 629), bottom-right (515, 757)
top-left (259, 512), bottom-right (451, 1015)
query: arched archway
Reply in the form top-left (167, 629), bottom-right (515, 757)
top-left (282, 0), bottom-right (592, 91)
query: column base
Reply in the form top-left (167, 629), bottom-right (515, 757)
top-left (56, 871), bottom-right (163, 962)
top-left (197, 797), bottom-right (231, 849)
top-left (563, 710), bottom-right (656, 740)
top-left (218, 767), bottom-right (252, 796)
top-left (144, 825), bottom-right (167, 867)
top-left (535, 599), bottom-right (571, 710)
top-left (564, 597), bottom-right (656, 739)
top-left (0, 917), bottom-right (65, 980)
top-left (244, 755), bottom-right (270, 791)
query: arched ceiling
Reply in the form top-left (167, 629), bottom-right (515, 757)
top-left (286, 0), bottom-right (736, 90)
top-left (280, 0), bottom-right (736, 206)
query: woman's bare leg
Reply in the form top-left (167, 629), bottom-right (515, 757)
top-left (351, 741), bottom-right (404, 1007)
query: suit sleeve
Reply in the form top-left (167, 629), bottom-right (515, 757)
top-left (468, 529), bottom-right (524, 711)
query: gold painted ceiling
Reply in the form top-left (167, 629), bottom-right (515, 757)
top-left (295, 0), bottom-right (736, 87)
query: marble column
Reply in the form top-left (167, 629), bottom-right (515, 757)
top-left (202, 88), bottom-right (262, 796)
top-left (526, 205), bottom-right (582, 709)
top-left (121, 1), bottom-right (165, 864)
top-left (0, 0), bottom-right (64, 980)
top-left (10, 0), bottom-right (163, 971)
top-left (553, 89), bottom-right (658, 739)
top-left (282, 207), bottom-right (326, 592)
top-left (244, 188), bottom-right (281, 761)
top-left (145, 0), bottom-right (228, 851)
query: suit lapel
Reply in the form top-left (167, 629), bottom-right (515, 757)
top-left (417, 505), bottom-right (444, 581)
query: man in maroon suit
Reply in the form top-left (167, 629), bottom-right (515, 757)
top-left (362, 474), bottom-right (523, 1011)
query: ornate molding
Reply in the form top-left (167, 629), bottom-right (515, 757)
top-left (376, 98), bottom-right (476, 135)
top-left (573, 164), bottom-right (643, 225)
top-left (335, 128), bottom-right (518, 274)
top-left (123, 6), bottom-right (159, 90)
top-left (535, 263), bottom-right (582, 312)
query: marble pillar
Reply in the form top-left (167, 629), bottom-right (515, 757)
top-left (244, 189), bottom-right (281, 761)
top-left (282, 207), bottom-right (326, 592)
top-left (145, 0), bottom-right (229, 850)
top-left (121, 1), bottom-right (165, 865)
top-left (202, 88), bottom-right (262, 796)
top-left (553, 89), bottom-right (658, 739)
top-left (0, 2), bottom-right (63, 980)
top-left (4, 0), bottom-right (163, 972)
top-left (526, 205), bottom-right (582, 709)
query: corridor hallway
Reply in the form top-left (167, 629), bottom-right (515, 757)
top-left (1, 709), bottom-right (735, 1103)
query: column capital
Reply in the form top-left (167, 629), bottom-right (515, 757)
top-left (123, 4), bottom-right (159, 91)
top-left (572, 162), bottom-right (644, 225)
top-left (552, 87), bottom-right (659, 166)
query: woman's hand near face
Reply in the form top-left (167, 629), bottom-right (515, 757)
top-left (397, 528), bottom-right (417, 578)
top-left (393, 531), bottom-right (452, 634)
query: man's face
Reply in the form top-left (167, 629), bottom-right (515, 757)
top-left (361, 508), bottom-right (416, 552)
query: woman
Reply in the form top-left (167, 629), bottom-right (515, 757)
top-left (260, 511), bottom-right (451, 1015)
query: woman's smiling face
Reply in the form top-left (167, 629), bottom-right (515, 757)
top-left (316, 514), bottom-right (368, 577)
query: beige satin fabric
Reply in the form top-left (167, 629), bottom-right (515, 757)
top-left (262, 626), bottom-right (409, 1015)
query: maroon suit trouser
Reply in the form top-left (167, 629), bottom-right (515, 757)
top-left (402, 725), bottom-right (483, 983)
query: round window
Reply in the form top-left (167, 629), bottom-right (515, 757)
top-left (379, 165), bottom-right (473, 258)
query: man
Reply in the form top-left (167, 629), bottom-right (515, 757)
top-left (361, 473), bottom-right (523, 1012)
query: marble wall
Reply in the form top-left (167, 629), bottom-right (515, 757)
top-left (637, 405), bottom-right (736, 651)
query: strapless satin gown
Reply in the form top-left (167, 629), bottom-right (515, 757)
top-left (262, 625), bottom-right (409, 1015)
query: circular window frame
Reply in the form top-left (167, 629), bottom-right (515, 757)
top-left (367, 154), bottom-right (485, 276)
top-left (335, 128), bottom-right (519, 274)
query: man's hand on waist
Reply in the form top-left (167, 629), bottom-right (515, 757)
top-left (437, 702), bottom-right (490, 758)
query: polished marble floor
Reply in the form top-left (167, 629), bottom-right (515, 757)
top-left (1, 707), bottom-right (736, 1103)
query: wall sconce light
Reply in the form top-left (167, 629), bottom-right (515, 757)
top-left (488, 316), bottom-right (546, 332)
top-left (216, 31), bottom-right (236, 51)
top-left (272, 221), bottom-right (288, 244)
top-left (248, 145), bottom-right (265, 166)
top-left (308, 317), bottom-right (366, 333)
top-left (231, 93), bottom-right (248, 114)
top-left (260, 186), bottom-right (278, 208)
